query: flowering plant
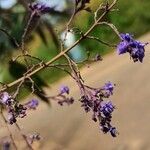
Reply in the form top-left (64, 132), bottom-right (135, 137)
top-left (0, 0), bottom-right (148, 149)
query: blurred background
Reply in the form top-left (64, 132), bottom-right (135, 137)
top-left (0, 0), bottom-right (150, 150)
top-left (0, 0), bottom-right (150, 86)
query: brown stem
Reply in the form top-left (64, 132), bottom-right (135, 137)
top-left (0, 0), bottom-right (118, 92)
top-left (15, 123), bottom-right (33, 150)
top-left (21, 12), bottom-right (36, 52)
top-left (0, 108), bottom-right (18, 150)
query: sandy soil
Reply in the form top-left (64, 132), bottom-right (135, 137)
top-left (0, 33), bottom-right (150, 150)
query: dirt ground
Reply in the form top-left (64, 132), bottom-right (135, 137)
top-left (0, 33), bottom-right (150, 150)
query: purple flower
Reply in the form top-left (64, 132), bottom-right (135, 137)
top-left (16, 104), bottom-right (27, 118)
top-left (102, 82), bottom-right (114, 95)
top-left (110, 127), bottom-right (118, 137)
top-left (117, 41), bottom-right (129, 54)
top-left (25, 99), bottom-right (39, 110)
top-left (0, 92), bottom-right (13, 105)
top-left (7, 104), bottom-right (27, 124)
top-left (79, 83), bottom-right (117, 137)
top-left (120, 33), bottom-right (133, 42)
top-left (117, 33), bottom-right (148, 62)
top-left (60, 85), bottom-right (70, 94)
top-left (80, 95), bottom-right (93, 113)
top-left (80, 81), bottom-right (118, 137)
top-left (7, 112), bottom-right (16, 125)
top-left (0, 92), bottom-right (39, 124)
top-left (99, 101), bottom-right (117, 137)
top-left (100, 101), bottom-right (115, 117)
top-left (117, 33), bottom-right (133, 55)
top-left (130, 41), bottom-right (146, 62)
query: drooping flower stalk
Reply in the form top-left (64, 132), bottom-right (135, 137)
top-left (117, 33), bottom-right (148, 62)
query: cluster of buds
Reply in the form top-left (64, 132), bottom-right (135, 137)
top-left (0, 92), bottom-right (39, 125)
top-left (57, 85), bottom-right (74, 105)
top-left (29, 2), bottom-right (51, 15)
top-left (49, 85), bottom-right (74, 106)
top-left (80, 82), bottom-right (118, 137)
top-left (117, 33), bottom-right (148, 62)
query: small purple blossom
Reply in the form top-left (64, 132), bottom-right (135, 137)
top-left (117, 33), bottom-right (148, 62)
top-left (79, 82), bottom-right (117, 137)
top-left (100, 101), bottom-right (115, 117)
top-left (80, 95), bottom-right (93, 113)
top-left (117, 41), bottom-right (129, 54)
top-left (102, 82), bottom-right (115, 95)
top-left (7, 112), bottom-right (16, 125)
top-left (0, 92), bottom-right (13, 106)
top-left (25, 99), bottom-right (39, 110)
top-left (0, 92), bottom-right (39, 124)
top-left (60, 85), bottom-right (70, 94)
top-left (120, 33), bottom-right (133, 42)
top-left (14, 104), bottom-right (27, 118)
top-left (49, 85), bottom-right (74, 106)
top-left (110, 127), bottom-right (118, 137)
top-left (7, 104), bottom-right (27, 124)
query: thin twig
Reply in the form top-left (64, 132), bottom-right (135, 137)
top-left (21, 12), bottom-right (35, 52)
top-left (0, 108), bottom-right (18, 150)
top-left (86, 36), bottom-right (117, 47)
top-left (0, 0), bottom-right (118, 92)
top-left (63, 3), bottom-right (77, 46)
top-left (13, 78), bottom-right (25, 99)
top-left (13, 54), bottom-right (44, 64)
top-left (98, 21), bottom-right (121, 38)
top-left (15, 123), bottom-right (33, 150)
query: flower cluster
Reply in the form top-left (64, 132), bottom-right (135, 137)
top-left (117, 33), bottom-right (148, 62)
top-left (80, 82), bottom-right (117, 137)
top-left (29, 2), bottom-right (51, 15)
top-left (102, 81), bottom-right (115, 96)
top-left (48, 85), bottom-right (74, 106)
top-left (100, 101), bottom-right (117, 137)
top-left (8, 104), bottom-right (27, 124)
top-left (0, 92), bottom-right (39, 124)
top-left (57, 86), bottom-right (74, 106)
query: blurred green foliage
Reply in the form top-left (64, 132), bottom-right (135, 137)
top-left (36, 0), bottom-right (150, 84)
top-left (74, 0), bottom-right (150, 57)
